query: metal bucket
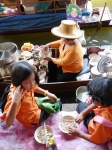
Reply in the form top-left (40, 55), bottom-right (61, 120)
top-left (0, 42), bottom-right (19, 66)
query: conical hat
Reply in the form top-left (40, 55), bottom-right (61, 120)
top-left (3, 0), bottom-right (18, 9)
top-left (51, 20), bottom-right (82, 39)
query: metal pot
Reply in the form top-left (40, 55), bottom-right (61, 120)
top-left (0, 42), bottom-right (19, 66)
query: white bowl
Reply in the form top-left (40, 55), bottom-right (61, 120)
top-left (38, 51), bottom-right (45, 58)
top-left (20, 51), bottom-right (32, 60)
top-left (76, 86), bottom-right (88, 102)
top-left (89, 53), bottom-right (99, 59)
top-left (58, 115), bottom-right (76, 133)
top-left (91, 66), bottom-right (102, 79)
top-left (38, 70), bottom-right (46, 78)
top-left (34, 125), bottom-right (55, 144)
top-left (89, 56), bottom-right (101, 68)
top-left (40, 60), bottom-right (48, 66)
top-left (21, 43), bottom-right (34, 51)
top-left (98, 51), bottom-right (106, 57)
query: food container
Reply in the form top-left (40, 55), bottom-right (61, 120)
top-left (76, 86), bottom-right (88, 103)
top-left (34, 125), bottom-right (55, 144)
top-left (89, 53), bottom-right (99, 59)
top-left (91, 66), bottom-right (102, 79)
top-left (58, 115), bottom-right (76, 133)
top-left (0, 42), bottom-right (19, 66)
top-left (89, 56), bottom-right (101, 68)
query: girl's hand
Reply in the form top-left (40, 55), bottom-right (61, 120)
top-left (75, 113), bottom-right (84, 124)
top-left (68, 126), bottom-right (80, 136)
top-left (12, 86), bottom-right (25, 103)
top-left (44, 56), bottom-right (53, 61)
top-left (47, 91), bottom-right (57, 102)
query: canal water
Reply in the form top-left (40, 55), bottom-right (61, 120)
top-left (0, 0), bottom-right (112, 49)
top-left (0, 27), bottom-right (112, 49)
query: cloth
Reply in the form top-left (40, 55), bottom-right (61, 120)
top-left (49, 39), bottom-right (83, 73)
top-left (0, 84), bottom-right (41, 128)
top-left (94, 115), bottom-right (112, 127)
top-left (88, 105), bottom-right (112, 144)
top-left (0, 110), bottom-right (111, 150)
top-left (36, 96), bottom-right (60, 115)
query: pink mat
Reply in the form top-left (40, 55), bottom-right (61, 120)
top-left (0, 111), bottom-right (111, 150)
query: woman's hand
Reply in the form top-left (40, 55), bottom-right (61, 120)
top-left (44, 56), bottom-right (53, 61)
top-left (75, 113), bottom-right (84, 124)
top-left (46, 91), bottom-right (57, 102)
top-left (12, 86), bottom-right (25, 104)
top-left (43, 44), bottom-right (50, 52)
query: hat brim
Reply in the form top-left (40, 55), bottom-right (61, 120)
top-left (51, 27), bottom-right (82, 39)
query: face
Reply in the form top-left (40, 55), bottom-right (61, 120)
top-left (21, 73), bottom-right (35, 92)
top-left (62, 38), bottom-right (75, 44)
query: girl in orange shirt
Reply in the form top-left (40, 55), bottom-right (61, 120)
top-left (0, 61), bottom-right (62, 128)
top-left (68, 77), bottom-right (112, 144)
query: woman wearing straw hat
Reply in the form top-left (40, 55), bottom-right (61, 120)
top-left (43, 20), bottom-right (84, 82)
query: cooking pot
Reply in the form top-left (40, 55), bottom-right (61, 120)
top-left (0, 42), bottom-right (19, 66)
top-left (0, 60), bottom-right (17, 77)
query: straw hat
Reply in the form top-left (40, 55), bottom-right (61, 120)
top-left (3, 0), bottom-right (18, 8)
top-left (51, 20), bottom-right (82, 39)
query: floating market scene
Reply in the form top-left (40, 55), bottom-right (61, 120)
top-left (0, 0), bottom-right (112, 149)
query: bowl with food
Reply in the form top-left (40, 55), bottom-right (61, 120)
top-left (34, 125), bottom-right (55, 144)
top-left (40, 60), bottom-right (48, 66)
top-left (20, 51), bottom-right (32, 60)
top-left (58, 115), bottom-right (76, 133)
top-left (21, 42), bottom-right (34, 51)
top-left (38, 70), bottom-right (46, 78)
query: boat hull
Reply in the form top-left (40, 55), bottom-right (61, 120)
top-left (0, 6), bottom-right (111, 35)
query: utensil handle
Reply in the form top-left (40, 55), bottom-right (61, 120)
top-left (44, 123), bottom-right (48, 147)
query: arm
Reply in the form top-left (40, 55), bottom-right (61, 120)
top-left (45, 46), bottom-right (77, 66)
top-left (35, 86), bottom-right (57, 101)
top-left (43, 40), bottom-right (61, 51)
top-left (68, 127), bottom-right (91, 142)
top-left (5, 86), bottom-right (24, 127)
top-left (75, 103), bottom-right (97, 123)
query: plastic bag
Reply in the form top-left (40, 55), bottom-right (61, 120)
top-left (36, 96), bottom-right (60, 115)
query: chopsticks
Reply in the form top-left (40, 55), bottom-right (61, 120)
top-left (58, 119), bottom-right (75, 122)
top-left (44, 123), bottom-right (48, 147)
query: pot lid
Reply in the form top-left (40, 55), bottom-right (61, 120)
top-left (97, 56), bottom-right (112, 73)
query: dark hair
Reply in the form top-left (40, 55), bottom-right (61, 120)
top-left (87, 77), bottom-right (112, 107)
top-left (11, 61), bottom-right (39, 87)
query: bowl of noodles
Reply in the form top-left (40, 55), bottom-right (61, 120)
top-left (34, 125), bottom-right (55, 144)
top-left (58, 115), bottom-right (77, 133)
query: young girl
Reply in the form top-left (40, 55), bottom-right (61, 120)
top-left (68, 77), bottom-right (112, 144)
top-left (0, 61), bottom-right (62, 128)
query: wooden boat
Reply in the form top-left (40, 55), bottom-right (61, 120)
top-left (0, 46), bottom-right (109, 94)
top-left (0, 0), bottom-right (111, 35)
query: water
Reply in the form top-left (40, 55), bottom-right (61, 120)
top-left (0, 0), bottom-right (112, 49)
top-left (0, 27), bottom-right (112, 49)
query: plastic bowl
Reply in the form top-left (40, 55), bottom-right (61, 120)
top-left (34, 125), bottom-right (55, 144)
top-left (76, 86), bottom-right (88, 103)
top-left (58, 115), bottom-right (76, 133)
